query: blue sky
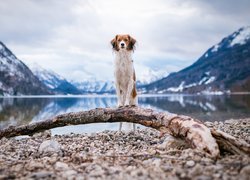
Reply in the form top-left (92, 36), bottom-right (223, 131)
top-left (0, 0), bottom-right (250, 82)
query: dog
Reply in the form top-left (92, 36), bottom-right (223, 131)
top-left (111, 34), bottom-right (138, 130)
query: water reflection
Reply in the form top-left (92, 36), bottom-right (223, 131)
top-left (0, 98), bottom-right (49, 128)
top-left (139, 94), bottom-right (250, 121)
top-left (0, 95), bottom-right (250, 131)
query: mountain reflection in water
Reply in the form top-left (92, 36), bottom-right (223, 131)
top-left (0, 95), bottom-right (249, 134)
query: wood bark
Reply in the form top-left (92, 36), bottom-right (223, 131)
top-left (0, 107), bottom-right (249, 158)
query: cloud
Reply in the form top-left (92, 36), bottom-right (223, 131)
top-left (0, 0), bottom-right (249, 81)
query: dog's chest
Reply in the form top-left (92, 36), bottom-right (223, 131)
top-left (114, 52), bottom-right (133, 84)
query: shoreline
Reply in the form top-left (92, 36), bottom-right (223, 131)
top-left (1, 92), bottom-right (250, 98)
top-left (0, 118), bottom-right (249, 179)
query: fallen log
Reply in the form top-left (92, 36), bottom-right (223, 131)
top-left (0, 107), bottom-right (249, 158)
top-left (211, 129), bottom-right (250, 155)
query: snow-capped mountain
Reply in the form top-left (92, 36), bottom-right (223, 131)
top-left (72, 79), bottom-right (115, 94)
top-left (0, 41), bottom-right (51, 96)
top-left (137, 68), bottom-right (168, 85)
top-left (72, 68), bottom-right (166, 94)
top-left (143, 26), bottom-right (250, 94)
top-left (29, 63), bottom-right (81, 95)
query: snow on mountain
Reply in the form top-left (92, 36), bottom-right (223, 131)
top-left (230, 26), bottom-right (250, 46)
top-left (0, 42), bottom-right (50, 96)
top-left (71, 68), bottom-right (167, 94)
top-left (72, 79), bottom-right (115, 94)
top-left (29, 63), bottom-right (65, 89)
top-left (202, 26), bottom-right (250, 60)
top-left (137, 68), bottom-right (168, 85)
top-left (0, 43), bottom-right (25, 80)
top-left (27, 62), bottom-right (166, 94)
top-left (29, 63), bottom-right (81, 95)
top-left (144, 26), bottom-right (250, 94)
top-left (166, 75), bottom-right (216, 93)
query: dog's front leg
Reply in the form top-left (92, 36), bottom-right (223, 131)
top-left (125, 78), bottom-right (134, 106)
top-left (115, 83), bottom-right (122, 107)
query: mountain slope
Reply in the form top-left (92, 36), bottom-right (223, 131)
top-left (0, 42), bottom-right (51, 96)
top-left (72, 80), bottom-right (115, 94)
top-left (29, 63), bottom-right (81, 95)
top-left (144, 26), bottom-right (250, 94)
top-left (72, 68), bottom-right (167, 94)
top-left (136, 68), bottom-right (168, 85)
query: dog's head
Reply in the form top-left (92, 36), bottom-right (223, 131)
top-left (111, 34), bottom-right (136, 51)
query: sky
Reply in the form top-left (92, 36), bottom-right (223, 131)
top-left (0, 0), bottom-right (250, 82)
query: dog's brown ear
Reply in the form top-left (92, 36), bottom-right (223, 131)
top-left (111, 35), bottom-right (118, 51)
top-left (128, 35), bottom-right (136, 51)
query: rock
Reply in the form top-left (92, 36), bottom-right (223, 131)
top-left (240, 165), bottom-right (250, 180)
top-left (193, 155), bottom-right (202, 162)
top-left (152, 159), bottom-right (161, 167)
top-left (0, 174), bottom-right (15, 179)
top-left (0, 123), bottom-right (249, 179)
top-left (38, 140), bottom-right (61, 155)
top-left (62, 170), bottom-right (78, 177)
top-left (204, 122), bottom-right (214, 127)
top-left (55, 162), bottom-right (70, 171)
top-left (189, 164), bottom-right (203, 177)
top-left (13, 164), bottom-right (23, 172)
top-left (30, 171), bottom-right (53, 179)
top-left (212, 173), bottom-right (221, 179)
top-left (32, 130), bottom-right (52, 138)
top-left (186, 160), bottom-right (195, 167)
top-left (29, 161), bottom-right (44, 169)
top-left (148, 149), bottom-right (157, 155)
top-left (88, 164), bottom-right (105, 177)
top-left (201, 157), bottom-right (214, 165)
top-left (194, 175), bottom-right (212, 180)
top-left (130, 168), bottom-right (147, 177)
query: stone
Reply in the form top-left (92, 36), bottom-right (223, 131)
top-left (189, 164), bottom-right (203, 177)
top-left (13, 164), bottom-right (23, 172)
top-left (0, 122), bottom-right (249, 179)
top-left (26, 161), bottom-right (44, 171)
top-left (194, 175), bottom-right (212, 180)
top-left (55, 161), bottom-right (70, 171)
top-left (186, 160), bottom-right (195, 167)
top-left (62, 170), bottom-right (78, 177)
top-left (38, 140), bottom-right (61, 155)
top-left (30, 171), bottom-right (53, 179)
top-left (152, 159), bottom-right (161, 167)
top-left (240, 165), bottom-right (250, 180)
top-left (204, 122), bottom-right (214, 127)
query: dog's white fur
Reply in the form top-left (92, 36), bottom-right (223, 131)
top-left (111, 34), bottom-right (138, 108)
top-left (114, 50), bottom-right (137, 107)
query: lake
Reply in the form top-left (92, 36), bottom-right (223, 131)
top-left (0, 94), bottom-right (250, 135)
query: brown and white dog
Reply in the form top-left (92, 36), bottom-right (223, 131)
top-left (111, 34), bottom-right (138, 109)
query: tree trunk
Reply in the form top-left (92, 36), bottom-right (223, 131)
top-left (0, 107), bottom-right (249, 158)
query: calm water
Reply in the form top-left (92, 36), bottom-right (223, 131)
top-left (0, 94), bottom-right (250, 134)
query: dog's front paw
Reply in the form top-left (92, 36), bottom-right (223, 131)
top-left (130, 105), bottom-right (138, 107)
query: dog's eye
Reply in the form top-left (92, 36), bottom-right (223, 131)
top-left (118, 39), bottom-right (121, 41)
top-left (124, 39), bottom-right (128, 42)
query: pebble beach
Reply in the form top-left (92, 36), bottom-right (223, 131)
top-left (0, 119), bottom-right (249, 180)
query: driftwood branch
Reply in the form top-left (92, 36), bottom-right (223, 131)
top-left (211, 129), bottom-right (250, 155)
top-left (0, 107), bottom-right (249, 158)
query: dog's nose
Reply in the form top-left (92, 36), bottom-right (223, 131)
top-left (121, 43), bottom-right (125, 47)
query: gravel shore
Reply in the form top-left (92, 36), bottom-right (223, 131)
top-left (0, 119), bottom-right (249, 180)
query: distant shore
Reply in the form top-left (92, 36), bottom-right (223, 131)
top-left (0, 118), bottom-right (249, 179)
top-left (1, 92), bottom-right (250, 98)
